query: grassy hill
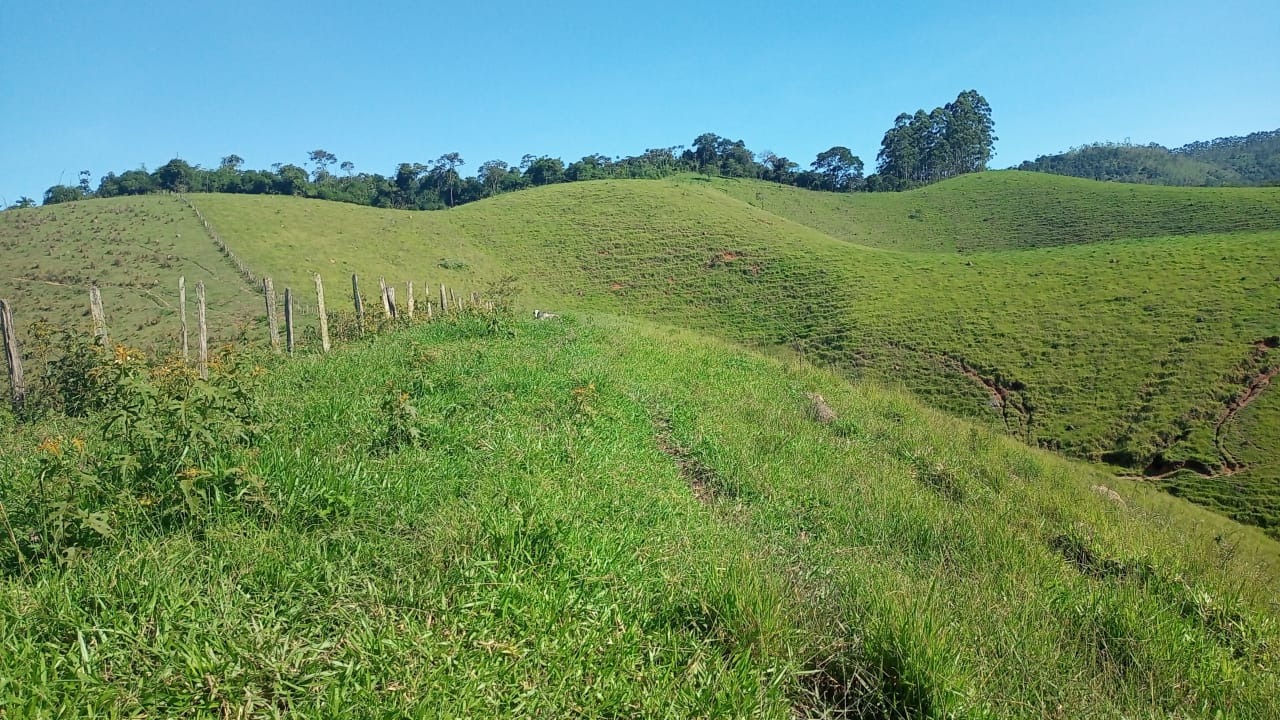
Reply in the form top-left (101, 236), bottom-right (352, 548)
top-left (0, 196), bottom-right (264, 352)
top-left (691, 170), bottom-right (1280, 252)
top-left (2, 174), bottom-right (1279, 538)
top-left (3, 315), bottom-right (1278, 717)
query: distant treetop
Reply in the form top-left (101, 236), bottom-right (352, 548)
top-left (1017, 129), bottom-right (1280, 186)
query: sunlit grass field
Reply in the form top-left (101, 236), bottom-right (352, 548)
top-left (3, 315), bottom-right (1277, 717)
top-left (3, 173), bottom-right (1278, 532)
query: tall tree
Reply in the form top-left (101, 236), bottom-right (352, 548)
top-left (690, 133), bottom-right (722, 172)
top-left (43, 185), bottom-right (84, 205)
top-left (942, 90), bottom-right (996, 176)
top-left (757, 151), bottom-right (798, 184)
top-left (153, 158), bottom-right (196, 192)
top-left (478, 160), bottom-right (513, 196)
top-left (875, 91), bottom-right (995, 190)
top-left (391, 163), bottom-right (428, 208)
top-left (811, 146), bottom-right (864, 191)
top-left (523, 156), bottom-right (564, 186)
top-left (432, 153), bottom-right (465, 207)
top-left (308, 149), bottom-right (338, 181)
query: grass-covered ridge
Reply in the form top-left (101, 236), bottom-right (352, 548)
top-left (3, 315), bottom-right (1278, 717)
top-left (3, 173), bottom-right (1279, 534)
top-left (695, 170), bottom-right (1280, 252)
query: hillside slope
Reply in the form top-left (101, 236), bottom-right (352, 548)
top-left (3, 177), bottom-right (1279, 535)
top-left (0, 196), bottom-right (263, 351)
top-left (4, 315), bottom-right (1278, 717)
top-left (440, 181), bottom-right (1280, 534)
top-left (694, 171), bottom-right (1280, 252)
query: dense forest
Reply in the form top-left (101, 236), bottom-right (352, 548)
top-left (1017, 129), bottom-right (1280, 186)
top-left (12, 91), bottom-right (996, 210)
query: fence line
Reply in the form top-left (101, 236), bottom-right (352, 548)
top-left (0, 273), bottom-right (493, 411)
top-left (174, 193), bottom-right (260, 288)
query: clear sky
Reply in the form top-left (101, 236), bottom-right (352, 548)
top-left (2, 0), bottom-right (1278, 204)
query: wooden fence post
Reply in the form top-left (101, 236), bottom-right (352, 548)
top-left (179, 276), bottom-right (189, 361)
top-left (439, 283), bottom-right (448, 313)
top-left (314, 273), bottom-right (330, 353)
top-left (263, 277), bottom-right (280, 352)
top-left (387, 286), bottom-right (398, 320)
top-left (196, 281), bottom-right (209, 379)
top-left (89, 285), bottom-right (108, 347)
top-left (352, 274), bottom-right (365, 335)
top-left (406, 281), bottom-right (415, 318)
top-left (379, 277), bottom-right (391, 318)
top-left (0, 300), bottom-right (26, 411)
top-left (426, 300), bottom-right (433, 320)
top-left (284, 288), bottom-right (295, 354)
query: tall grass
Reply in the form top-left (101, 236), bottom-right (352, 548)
top-left (2, 314), bottom-right (1276, 716)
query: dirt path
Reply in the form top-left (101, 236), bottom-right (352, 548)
top-left (939, 353), bottom-right (1032, 439)
top-left (653, 416), bottom-right (718, 504)
top-left (1213, 338), bottom-right (1279, 472)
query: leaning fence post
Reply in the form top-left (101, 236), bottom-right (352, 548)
top-left (387, 286), bottom-right (398, 321)
top-left (89, 285), bottom-right (109, 347)
top-left (352, 274), bottom-right (365, 335)
top-left (178, 276), bottom-right (189, 360)
top-left (378, 277), bottom-right (391, 318)
top-left (263, 277), bottom-right (280, 352)
top-left (406, 281), bottom-right (415, 318)
top-left (314, 273), bottom-right (330, 353)
top-left (284, 288), bottom-right (295, 354)
top-left (439, 283), bottom-right (448, 313)
top-left (0, 300), bottom-right (26, 411)
top-left (196, 281), bottom-right (209, 379)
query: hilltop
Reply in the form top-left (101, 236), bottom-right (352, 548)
top-left (1018, 129), bottom-right (1280, 187)
top-left (2, 173), bottom-right (1279, 538)
top-left (3, 315), bottom-right (1278, 717)
top-left (694, 170), bottom-right (1280, 251)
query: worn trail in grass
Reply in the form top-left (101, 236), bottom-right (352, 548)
top-left (3, 316), bottom-right (1278, 717)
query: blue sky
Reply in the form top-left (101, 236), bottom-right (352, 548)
top-left (2, 0), bottom-right (1278, 204)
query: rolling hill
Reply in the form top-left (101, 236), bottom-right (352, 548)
top-left (1, 173), bottom-right (1278, 537)
top-left (3, 315), bottom-right (1278, 717)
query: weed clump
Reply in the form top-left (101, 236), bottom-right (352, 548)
top-left (2, 340), bottom-right (264, 571)
top-left (373, 387), bottom-right (428, 455)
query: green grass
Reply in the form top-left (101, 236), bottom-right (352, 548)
top-left (694, 170), bottom-right (1280, 252)
top-left (3, 314), bottom-right (1278, 717)
top-left (4, 173), bottom-right (1279, 535)
top-left (0, 196), bottom-right (264, 352)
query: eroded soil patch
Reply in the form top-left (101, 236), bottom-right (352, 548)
top-left (940, 352), bottom-right (1034, 439)
top-left (1214, 337), bottom-right (1279, 472)
top-left (654, 416), bottom-right (721, 504)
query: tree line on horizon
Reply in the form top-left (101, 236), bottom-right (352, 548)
top-left (1016, 129), bottom-right (1280, 187)
top-left (13, 91), bottom-right (996, 210)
